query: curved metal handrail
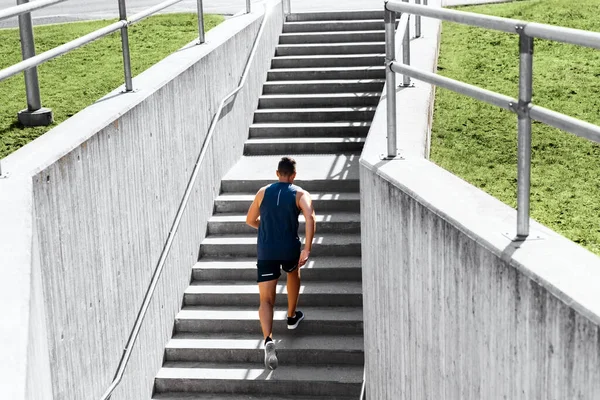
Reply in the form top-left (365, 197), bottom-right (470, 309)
top-left (359, 368), bottom-right (367, 400)
top-left (99, 4), bottom-right (271, 399)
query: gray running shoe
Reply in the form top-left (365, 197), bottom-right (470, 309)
top-left (264, 340), bottom-right (278, 370)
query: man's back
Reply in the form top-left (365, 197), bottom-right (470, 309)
top-left (258, 182), bottom-right (302, 261)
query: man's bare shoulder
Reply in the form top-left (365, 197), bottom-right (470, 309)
top-left (294, 186), bottom-right (311, 198)
top-left (254, 185), bottom-right (268, 202)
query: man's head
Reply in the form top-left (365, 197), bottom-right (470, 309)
top-left (277, 156), bottom-right (296, 182)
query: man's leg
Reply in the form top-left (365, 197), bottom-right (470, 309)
top-left (286, 268), bottom-right (301, 318)
top-left (258, 275), bottom-right (279, 370)
top-left (258, 279), bottom-right (278, 340)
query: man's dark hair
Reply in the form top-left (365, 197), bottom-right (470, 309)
top-left (278, 157), bottom-right (296, 177)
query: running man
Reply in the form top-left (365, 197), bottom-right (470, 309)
top-left (245, 156), bottom-right (316, 370)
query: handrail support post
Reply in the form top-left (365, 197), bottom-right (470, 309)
top-left (246, 0), bottom-right (251, 13)
top-left (415, 0), bottom-right (422, 38)
top-left (283, 0), bottom-right (291, 16)
top-left (516, 29), bottom-right (534, 239)
top-left (16, 0), bottom-right (53, 126)
top-left (384, 5), bottom-right (399, 159)
top-left (401, 0), bottom-right (411, 87)
top-left (197, 0), bottom-right (205, 44)
top-left (118, 0), bottom-right (134, 92)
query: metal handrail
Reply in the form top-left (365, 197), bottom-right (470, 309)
top-left (359, 368), bottom-right (367, 400)
top-left (0, 0), bottom-right (66, 21)
top-left (0, 20), bottom-right (128, 82)
top-left (98, 3), bottom-right (271, 400)
top-left (384, 0), bottom-right (600, 239)
top-left (0, 0), bottom-right (190, 83)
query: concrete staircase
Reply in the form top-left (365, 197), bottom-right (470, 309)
top-left (152, 10), bottom-right (385, 400)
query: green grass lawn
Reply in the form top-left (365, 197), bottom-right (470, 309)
top-left (0, 13), bottom-right (223, 159)
top-left (431, 0), bottom-right (600, 255)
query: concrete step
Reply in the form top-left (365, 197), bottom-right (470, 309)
top-left (165, 333), bottom-right (364, 365)
top-left (263, 79), bottom-right (385, 94)
top-left (214, 192), bottom-right (360, 213)
top-left (279, 30), bottom-right (385, 44)
top-left (253, 107), bottom-right (376, 123)
top-left (184, 281), bottom-right (363, 307)
top-left (258, 93), bottom-right (380, 108)
top-left (208, 211), bottom-right (361, 235)
top-left (192, 257), bottom-right (362, 282)
top-left (222, 178), bottom-right (359, 193)
top-left (154, 394), bottom-right (355, 400)
top-left (249, 122), bottom-right (371, 139)
top-left (283, 20), bottom-right (385, 33)
top-left (155, 362), bottom-right (363, 396)
top-left (272, 53), bottom-right (384, 68)
top-left (220, 154), bottom-right (360, 193)
top-left (271, 53), bottom-right (385, 69)
top-left (267, 66), bottom-right (385, 81)
top-left (200, 233), bottom-right (361, 257)
top-left (175, 306), bottom-right (364, 335)
top-left (286, 10), bottom-right (384, 22)
top-left (276, 42), bottom-right (385, 56)
top-left (244, 137), bottom-right (364, 156)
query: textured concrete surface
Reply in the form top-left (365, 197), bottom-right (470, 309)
top-left (223, 154), bottom-right (360, 182)
top-left (360, 0), bottom-right (600, 398)
top-left (0, 1), bottom-right (282, 399)
top-left (0, 177), bottom-right (52, 400)
top-left (360, 158), bottom-right (600, 399)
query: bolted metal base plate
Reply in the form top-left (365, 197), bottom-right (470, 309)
top-left (18, 107), bottom-right (53, 127)
top-left (502, 231), bottom-right (545, 242)
top-left (379, 152), bottom-right (404, 161)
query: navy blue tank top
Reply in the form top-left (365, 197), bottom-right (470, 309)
top-left (257, 182), bottom-right (302, 261)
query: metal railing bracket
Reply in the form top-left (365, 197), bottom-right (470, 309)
top-left (380, 152), bottom-right (404, 161)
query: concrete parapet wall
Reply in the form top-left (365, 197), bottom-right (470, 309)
top-left (360, 159), bottom-right (600, 399)
top-left (0, 2), bottom-right (283, 399)
top-left (360, 0), bottom-right (600, 398)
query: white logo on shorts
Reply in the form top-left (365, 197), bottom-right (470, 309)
top-left (262, 273), bottom-right (274, 277)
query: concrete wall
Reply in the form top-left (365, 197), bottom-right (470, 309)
top-left (360, 1), bottom-right (600, 398)
top-left (0, 177), bottom-right (53, 400)
top-left (0, 2), bottom-right (283, 399)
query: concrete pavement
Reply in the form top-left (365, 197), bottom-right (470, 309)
top-left (0, 0), bottom-right (388, 28)
top-left (0, 0), bottom-right (516, 28)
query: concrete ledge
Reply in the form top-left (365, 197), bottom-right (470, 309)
top-left (365, 0), bottom-right (442, 159)
top-left (0, 177), bottom-right (33, 399)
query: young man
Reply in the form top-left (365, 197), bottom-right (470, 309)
top-left (245, 157), bottom-right (316, 370)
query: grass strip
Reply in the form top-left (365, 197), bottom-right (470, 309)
top-left (431, 0), bottom-right (600, 255)
top-left (0, 13), bottom-right (224, 159)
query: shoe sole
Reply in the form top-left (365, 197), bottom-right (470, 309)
top-left (287, 312), bottom-right (305, 330)
top-left (264, 342), bottom-right (278, 370)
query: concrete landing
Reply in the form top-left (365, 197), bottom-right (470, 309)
top-left (223, 154), bottom-right (359, 183)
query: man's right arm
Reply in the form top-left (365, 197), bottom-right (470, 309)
top-left (245, 187), bottom-right (265, 230)
top-left (298, 191), bottom-right (316, 268)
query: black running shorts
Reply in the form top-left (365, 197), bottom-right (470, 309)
top-left (257, 260), bottom-right (298, 282)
